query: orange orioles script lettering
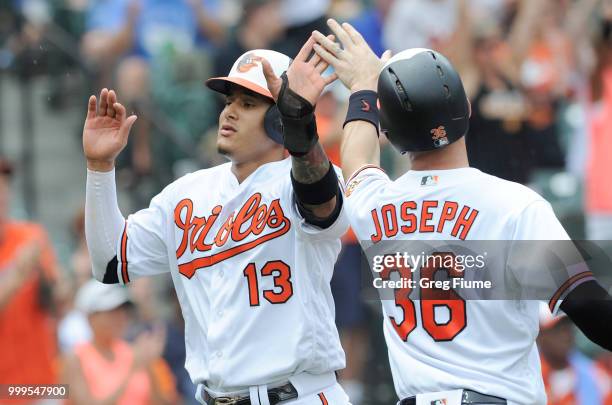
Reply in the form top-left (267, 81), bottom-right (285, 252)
top-left (174, 193), bottom-right (291, 278)
top-left (370, 200), bottom-right (478, 242)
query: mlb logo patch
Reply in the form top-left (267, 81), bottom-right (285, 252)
top-left (421, 175), bottom-right (439, 186)
top-left (430, 400), bottom-right (447, 405)
top-left (346, 179), bottom-right (362, 197)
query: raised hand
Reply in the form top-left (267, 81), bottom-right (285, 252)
top-left (83, 88), bottom-right (137, 172)
top-left (261, 35), bottom-right (338, 107)
top-left (132, 324), bottom-right (167, 370)
top-left (312, 19), bottom-right (392, 93)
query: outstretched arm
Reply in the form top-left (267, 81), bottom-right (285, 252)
top-left (262, 37), bottom-right (342, 224)
top-left (560, 280), bottom-right (612, 351)
top-left (83, 89), bottom-right (137, 282)
top-left (311, 19), bottom-right (392, 182)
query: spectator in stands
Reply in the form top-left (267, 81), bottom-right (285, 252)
top-left (274, 0), bottom-right (329, 57)
top-left (123, 277), bottom-right (199, 404)
top-left (62, 279), bottom-right (177, 404)
top-left (0, 157), bottom-right (60, 389)
top-left (213, 0), bottom-right (285, 96)
top-left (81, 0), bottom-right (225, 188)
top-left (347, 0), bottom-right (394, 58)
top-left (382, 0), bottom-right (461, 55)
top-left (57, 208), bottom-right (93, 353)
top-left (585, 1), bottom-right (612, 241)
top-left (538, 305), bottom-right (610, 404)
top-left (514, 0), bottom-right (569, 171)
top-left (464, 22), bottom-right (533, 183)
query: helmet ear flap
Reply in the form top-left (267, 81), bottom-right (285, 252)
top-left (264, 104), bottom-right (284, 144)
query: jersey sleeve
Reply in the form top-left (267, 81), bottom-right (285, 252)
top-left (115, 191), bottom-right (172, 285)
top-left (508, 200), bottom-right (594, 315)
top-left (289, 165), bottom-right (349, 240)
top-left (344, 164), bottom-right (391, 242)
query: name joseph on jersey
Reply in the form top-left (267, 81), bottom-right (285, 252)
top-left (370, 200), bottom-right (479, 242)
top-left (173, 192), bottom-right (291, 278)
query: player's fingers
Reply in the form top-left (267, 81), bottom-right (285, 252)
top-left (315, 59), bottom-right (329, 74)
top-left (114, 102), bottom-right (126, 122)
top-left (308, 49), bottom-right (320, 66)
top-left (107, 90), bottom-right (117, 118)
top-left (98, 88), bottom-right (108, 116)
top-left (261, 58), bottom-right (281, 100)
top-left (121, 115), bottom-right (138, 139)
top-left (295, 36), bottom-right (316, 62)
top-left (308, 34), bottom-right (334, 66)
top-left (261, 58), bottom-right (279, 83)
top-left (323, 72), bottom-right (338, 86)
top-left (326, 18), bottom-right (353, 48)
top-left (313, 43), bottom-right (339, 67)
top-left (87, 95), bottom-right (97, 119)
top-left (312, 31), bottom-right (343, 58)
top-left (342, 22), bottom-right (365, 46)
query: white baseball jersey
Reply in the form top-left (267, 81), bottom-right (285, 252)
top-left (114, 158), bottom-right (348, 390)
top-left (344, 165), bottom-right (594, 405)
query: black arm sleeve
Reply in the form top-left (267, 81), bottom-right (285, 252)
top-left (560, 280), bottom-right (612, 351)
top-left (295, 187), bottom-right (343, 229)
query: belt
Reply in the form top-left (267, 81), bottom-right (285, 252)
top-left (400, 389), bottom-right (507, 405)
top-left (203, 382), bottom-right (298, 405)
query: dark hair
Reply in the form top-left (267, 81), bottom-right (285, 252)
top-left (241, 0), bottom-right (276, 25)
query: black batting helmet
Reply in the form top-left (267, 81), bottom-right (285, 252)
top-left (378, 48), bottom-right (470, 153)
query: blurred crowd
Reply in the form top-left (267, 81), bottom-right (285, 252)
top-left (1, 0), bottom-right (612, 404)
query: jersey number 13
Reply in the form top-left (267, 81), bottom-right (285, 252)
top-left (243, 261), bottom-right (293, 306)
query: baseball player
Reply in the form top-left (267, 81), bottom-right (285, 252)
top-left (82, 41), bottom-right (352, 404)
top-left (310, 19), bottom-right (612, 405)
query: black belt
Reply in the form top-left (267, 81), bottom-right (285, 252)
top-left (203, 382), bottom-right (298, 405)
top-left (400, 389), bottom-right (507, 405)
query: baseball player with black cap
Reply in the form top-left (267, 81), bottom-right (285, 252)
top-left (310, 18), bottom-right (612, 405)
top-left (83, 39), bottom-right (352, 404)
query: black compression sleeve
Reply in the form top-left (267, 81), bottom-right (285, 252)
top-left (560, 280), bottom-right (612, 350)
top-left (295, 187), bottom-right (343, 229)
top-left (291, 162), bottom-right (339, 205)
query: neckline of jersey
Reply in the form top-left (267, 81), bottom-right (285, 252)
top-left (405, 166), bottom-right (478, 175)
top-left (227, 157), bottom-right (290, 188)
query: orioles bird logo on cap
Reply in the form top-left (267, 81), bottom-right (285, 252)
top-left (430, 126), bottom-right (447, 140)
top-left (431, 126), bottom-right (449, 148)
top-left (237, 53), bottom-right (264, 73)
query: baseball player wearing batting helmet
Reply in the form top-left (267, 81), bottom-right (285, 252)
top-left (83, 42), bottom-right (352, 404)
top-left (309, 18), bottom-right (612, 405)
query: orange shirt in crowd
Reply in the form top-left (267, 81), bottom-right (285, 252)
top-left (69, 340), bottom-right (176, 405)
top-left (587, 68), bottom-right (612, 213)
top-left (541, 356), bottom-right (611, 405)
top-left (0, 221), bottom-right (58, 387)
